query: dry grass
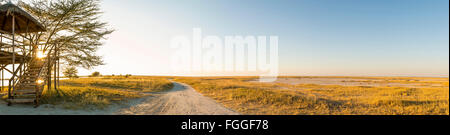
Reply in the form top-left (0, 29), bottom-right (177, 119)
top-left (174, 76), bottom-right (449, 115)
top-left (2, 76), bottom-right (174, 110)
top-left (279, 76), bottom-right (449, 87)
top-left (40, 86), bottom-right (143, 110)
top-left (0, 87), bottom-right (6, 100)
top-left (60, 76), bottom-right (174, 92)
top-left (45, 76), bottom-right (174, 109)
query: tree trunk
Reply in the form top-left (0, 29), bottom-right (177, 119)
top-left (54, 47), bottom-right (57, 90)
top-left (47, 60), bottom-right (52, 91)
top-left (57, 57), bottom-right (60, 88)
top-left (54, 61), bottom-right (57, 90)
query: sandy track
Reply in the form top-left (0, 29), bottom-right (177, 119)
top-left (117, 82), bottom-right (239, 115)
top-left (0, 100), bottom-right (115, 115)
top-left (0, 82), bottom-right (238, 115)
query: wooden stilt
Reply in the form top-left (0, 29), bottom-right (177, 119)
top-left (1, 64), bottom-right (3, 92)
top-left (1, 34), bottom-right (2, 92)
top-left (10, 15), bottom-right (15, 100)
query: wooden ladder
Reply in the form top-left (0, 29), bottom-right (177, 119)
top-left (7, 57), bottom-right (49, 107)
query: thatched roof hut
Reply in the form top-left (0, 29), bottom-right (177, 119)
top-left (0, 3), bottom-right (45, 34)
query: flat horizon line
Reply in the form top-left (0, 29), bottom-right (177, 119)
top-left (76, 75), bottom-right (450, 79)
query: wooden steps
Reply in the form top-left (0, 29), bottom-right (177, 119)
top-left (13, 91), bottom-right (37, 95)
top-left (7, 58), bottom-right (47, 107)
top-left (7, 99), bottom-right (35, 104)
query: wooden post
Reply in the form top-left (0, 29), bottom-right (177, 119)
top-left (23, 20), bottom-right (28, 80)
top-left (1, 34), bottom-right (2, 93)
top-left (10, 15), bottom-right (16, 99)
top-left (1, 65), bottom-right (3, 93)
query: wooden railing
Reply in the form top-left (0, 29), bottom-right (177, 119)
top-left (7, 49), bottom-right (35, 97)
top-left (7, 45), bottom-right (55, 98)
top-left (35, 47), bottom-right (56, 93)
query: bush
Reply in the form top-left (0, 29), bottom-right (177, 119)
top-left (90, 71), bottom-right (101, 77)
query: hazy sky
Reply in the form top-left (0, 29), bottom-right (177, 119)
top-left (79, 0), bottom-right (449, 77)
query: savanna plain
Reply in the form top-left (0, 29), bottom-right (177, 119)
top-left (1, 76), bottom-right (448, 115)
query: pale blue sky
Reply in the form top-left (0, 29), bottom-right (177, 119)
top-left (80, 0), bottom-right (449, 77)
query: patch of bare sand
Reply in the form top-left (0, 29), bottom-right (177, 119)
top-left (0, 100), bottom-right (111, 115)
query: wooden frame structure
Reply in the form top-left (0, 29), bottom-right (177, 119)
top-left (0, 3), bottom-right (51, 107)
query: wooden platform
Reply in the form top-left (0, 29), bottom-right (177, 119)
top-left (0, 50), bottom-right (30, 64)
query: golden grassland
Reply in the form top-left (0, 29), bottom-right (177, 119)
top-left (60, 76), bottom-right (174, 92)
top-left (174, 76), bottom-right (449, 115)
top-left (1, 76), bottom-right (174, 110)
top-left (40, 86), bottom-right (143, 110)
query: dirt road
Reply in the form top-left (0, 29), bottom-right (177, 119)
top-left (117, 82), bottom-right (239, 115)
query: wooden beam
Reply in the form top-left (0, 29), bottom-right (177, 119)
top-left (0, 57), bottom-right (26, 60)
top-left (0, 34), bottom-right (26, 44)
top-left (15, 17), bottom-right (21, 32)
top-left (0, 43), bottom-right (33, 48)
top-left (0, 64), bottom-right (7, 70)
top-left (0, 30), bottom-right (33, 42)
top-left (2, 67), bottom-right (12, 74)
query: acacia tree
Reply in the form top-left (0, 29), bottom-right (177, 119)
top-left (17, 0), bottom-right (113, 89)
top-left (63, 66), bottom-right (78, 79)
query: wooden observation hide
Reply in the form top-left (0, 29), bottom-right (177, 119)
top-left (0, 3), bottom-right (48, 107)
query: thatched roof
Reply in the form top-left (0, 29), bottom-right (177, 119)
top-left (0, 3), bottom-right (45, 34)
